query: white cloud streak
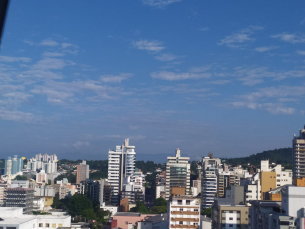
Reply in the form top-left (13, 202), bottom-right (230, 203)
top-left (255, 46), bottom-right (278, 52)
top-left (142, 0), bottom-right (181, 7)
top-left (132, 40), bottom-right (165, 52)
top-left (40, 39), bottom-right (59, 46)
top-left (219, 26), bottom-right (263, 48)
top-left (272, 33), bottom-right (305, 44)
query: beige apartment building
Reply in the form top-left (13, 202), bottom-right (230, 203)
top-left (168, 195), bottom-right (201, 229)
top-left (76, 160), bottom-right (89, 184)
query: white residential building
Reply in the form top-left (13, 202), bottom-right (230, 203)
top-left (292, 125), bottom-right (305, 180)
top-left (166, 148), bottom-right (190, 199)
top-left (108, 138), bottom-right (136, 205)
top-left (168, 195), bottom-right (200, 229)
top-left (156, 185), bottom-right (166, 199)
top-left (27, 154), bottom-right (58, 175)
top-left (201, 154), bottom-right (221, 209)
top-left (0, 207), bottom-right (71, 229)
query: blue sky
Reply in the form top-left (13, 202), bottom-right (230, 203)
top-left (0, 0), bottom-right (305, 162)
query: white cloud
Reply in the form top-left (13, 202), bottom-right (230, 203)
top-left (24, 40), bottom-right (34, 46)
top-left (0, 56), bottom-right (31, 62)
top-left (199, 27), bottom-right (209, 31)
top-left (3, 92), bottom-right (32, 101)
top-left (142, 0), bottom-right (181, 7)
top-left (209, 80), bottom-right (231, 85)
top-left (296, 50), bottom-right (305, 55)
top-left (230, 85), bottom-right (305, 115)
top-left (219, 26), bottom-right (263, 48)
top-left (232, 66), bottom-right (305, 86)
top-left (0, 109), bottom-right (36, 122)
top-left (43, 52), bottom-right (65, 57)
top-left (151, 71), bottom-right (211, 80)
top-left (272, 33), bottom-right (305, 44)
top-left (31, 88), bottom-right (74, 104)
top-left (132, 40), bottom-right (165, 52)
top-left (32, 58), bottom-right (68, 70)
top-left (0, 85), bottom-right (24, 94)
top-left (231, 101), bottom-right (295, 115)
top-left (40, 39), bottom-right (59, 46)
top-left (101, 73), bottom-right (132, 83)
top-left (190, 66), bottom-right (211, 73)
top-left (255, 46), bottom-right (278, 52)
top-left (62, 43), bottom-right (74, 48)
top-left (73, 141), bottom-right (90, 149)
top-left (155, 53), bottom-right (178, 61)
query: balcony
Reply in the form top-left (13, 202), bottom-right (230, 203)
top-left (171, 211), bottom-right (200, 215)
top-left (171, 218), bottom-right (199, 222)
top-left (170, 225), bottom-right (199, 228)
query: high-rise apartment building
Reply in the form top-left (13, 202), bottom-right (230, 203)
top-left (201, 153), bottom-right (221, 210)
top-left (293, 125), bottom-right (305, 181)
top-left (108, 139), bottom-right (136, 205)
top-left (76, 160), bottom-right (89, 184)
top-left (27, 154), bottom-right (57, 175)
top-left (165, 149), bottom-right (190, 199)
top-left (4, 155), bottom-right (23, 176)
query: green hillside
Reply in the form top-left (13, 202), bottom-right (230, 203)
top-left (223, 148), bottom-right (292, 168)
top-left (0, 159), bottom-right (4, 168)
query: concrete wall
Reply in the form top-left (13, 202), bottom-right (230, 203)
top-left (261, 171), bottom-right (276, 200)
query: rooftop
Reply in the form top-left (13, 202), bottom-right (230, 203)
top-left (114, 212), bottom-right (156, 217)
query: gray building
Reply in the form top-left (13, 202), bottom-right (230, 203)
top-left (6, 187), bottom-right (34, 214)
top-left (292, 125), bottom-right (305, 180)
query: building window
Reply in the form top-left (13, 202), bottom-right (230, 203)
top-left (229, 211), bottom-right (233, 213)
top-left (194, 209), bottom-right (198, 211)
top-left (222, 217), bottom-right (225, 220)
top-left (52, 224), bottom-right (56, 228)
top-left (229, 225), bottom-right (233, 227)
top-left (186, 200), bottom-right (190, 205)
top-left (178, 200), bottom-right (182, 205)
top-left (180, 208), bottom-right (183, 211)
top-left (58, 224), bottom-right (63, 227)
top-left (39, 223), bottom-right (43, 227)
top-left (229, 217), bottom-right (233, 220)
top-left (45, 223), bottom-right (50, 227)
top-left (179, 221), bottom-right (183, 225)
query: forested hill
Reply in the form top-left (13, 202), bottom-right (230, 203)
top-left (223, 148), bottom-right (292, 168)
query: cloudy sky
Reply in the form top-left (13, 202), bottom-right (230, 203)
top-left (0, 0), bottom-right (304, 162)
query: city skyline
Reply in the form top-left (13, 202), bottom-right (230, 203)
top-left (0, 1), bottom-right (304, 160)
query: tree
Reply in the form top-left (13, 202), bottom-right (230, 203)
top-left (15, 175), bottom-right (28, 180)
top-left (154, 198), bottom-right (167, 206)
top-left (201, 208), bottom-right (212, 218)
top-left (130, 201), bottom-right (148, 213)
top-left (150, 205), bottom-right (167, 214)
top-left (66, 194), bottom-right (93, 217)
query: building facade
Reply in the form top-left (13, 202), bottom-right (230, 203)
top-left (6, 187), bottom-right (34, 214)
top-left (293, 125), bottom-right (305, 181)
top-left (168, 195), bottom-right (200, 229)
top-left (201, 154), bottom-right (221, 209)
top-left (165, 149), bottom-right (190, 199)
top-left (107, 138), bottom-right (136, 205)
top-left (76, 160), bottom-right (89, 184)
